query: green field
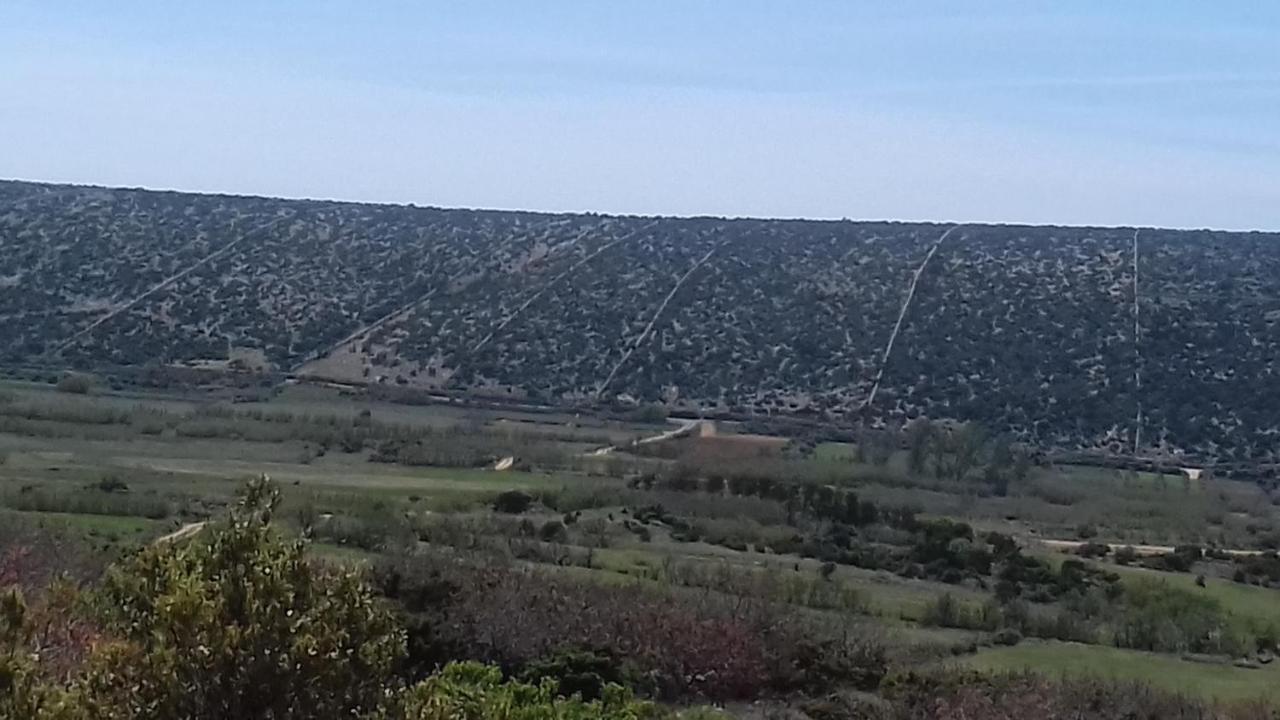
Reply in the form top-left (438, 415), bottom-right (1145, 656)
top-left (961, 640), bottom-right (1280, 702)
top-left (1102, 559), bottom-right (1280, 628)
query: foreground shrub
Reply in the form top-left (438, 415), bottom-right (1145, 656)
top-left (63, 476), bottom-right (406, 719)
top-left (0, 521), bottom-right (102, 594)
top-left (0, 590), bottom-right (57, 718)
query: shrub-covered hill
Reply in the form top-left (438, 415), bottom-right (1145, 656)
top-left (4, 179), bottom-right (1280, 462)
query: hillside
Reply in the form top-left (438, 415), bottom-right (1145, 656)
top-left (3, 179), bottom-right (1279, 462)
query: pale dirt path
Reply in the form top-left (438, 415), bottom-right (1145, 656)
top-left (587, 418), bottom-right (700, 456)
top-left (153, 521), bottom-right (207, 545)
top-left (860, 224), bottom-right (961, 410)
top-left (1038, 538), bottom-right (1262, 558)
top-left (52, 214), bottom-right (295, 355)
top-left (595, 242), bottom-right (719, 400)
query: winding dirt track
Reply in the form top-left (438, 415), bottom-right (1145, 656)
top-left (587, 418), bottom-right (701, 456)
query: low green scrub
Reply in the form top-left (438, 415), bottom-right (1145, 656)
top-left (1113, 579), bottom-right (1250, 656)
top-left (646, 559), bottom-right (865, 614)
top-left (5, 475), bottom-right (1280, 718)
top-left (384, 662), bottom-right (657, 719)
top-left (1, 487), bottom-right (172, 519)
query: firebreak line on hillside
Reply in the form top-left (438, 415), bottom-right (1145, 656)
top-left (859, 224), bottom-right (961, 411)
top-left (1132, 227), bottom-right (1143, 455)
top-left (292, 215), bottom-right (574, 372)
top-left (594, 238), bottom-right (721, 401)
top-left (467, 221), bottom-right (659, 356)
top-left (51, 213), bottom-right (297, 357)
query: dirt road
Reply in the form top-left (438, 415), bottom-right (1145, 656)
top-left (587, 418), bottom-right (701, 456)
top-left (153, 522), bottom-right (207, 545)
top-left (1037, 538), bottom-right (1262, 558)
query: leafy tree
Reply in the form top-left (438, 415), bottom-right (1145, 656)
top-left (854, 427), bottom-right (895, 466)
top-left (904, 420), bottom-right (936, 476)
top-left (61, 476), bottom-right (406, 719)
top-left (932, 423), bottom-right (988, 483)
top-left (983, 436), bottom-right (1031, 496)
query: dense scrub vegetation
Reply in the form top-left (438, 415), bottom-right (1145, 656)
top-left (0, 478), bottom-right (663, 719)
top-left (7, 180), bottom-right (1280, 462)
top-left (3, 476), bottom-right (1278, 719)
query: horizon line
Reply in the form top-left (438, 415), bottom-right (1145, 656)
top-left (4, 175), bottom-right (1275, 236)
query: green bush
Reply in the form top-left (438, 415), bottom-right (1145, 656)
top-left (92, 475), bottom-right (129, 493)
top-left (518, 648), bottom-right (645, 701)
top-left (493, 490), bottom-right (534, 514)
top-left (539, 520), bottom-right (568, 543)
top-left (921, 593), bottom-right (976, 629)
top-left (1075, 541), bottom-right (1110, 558)
top-left (55, 373), bottom-right (93, 395)
top-left (1113, 580), bottom-right (1245, 655)
top-left (992, 628), bottom-right (1023, 646)
top-left (386, 661), bottom-right (658, 719)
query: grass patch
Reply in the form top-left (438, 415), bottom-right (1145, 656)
top-left (1100, 559), bottom-right (1280, 628)
top-left (959, 639), bottom-right (1280, 702)
top-left (0, 509), bottom-right (166, 543)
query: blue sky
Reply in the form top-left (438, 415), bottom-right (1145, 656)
top-left (3, 2), bottom-right (1279, 229)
